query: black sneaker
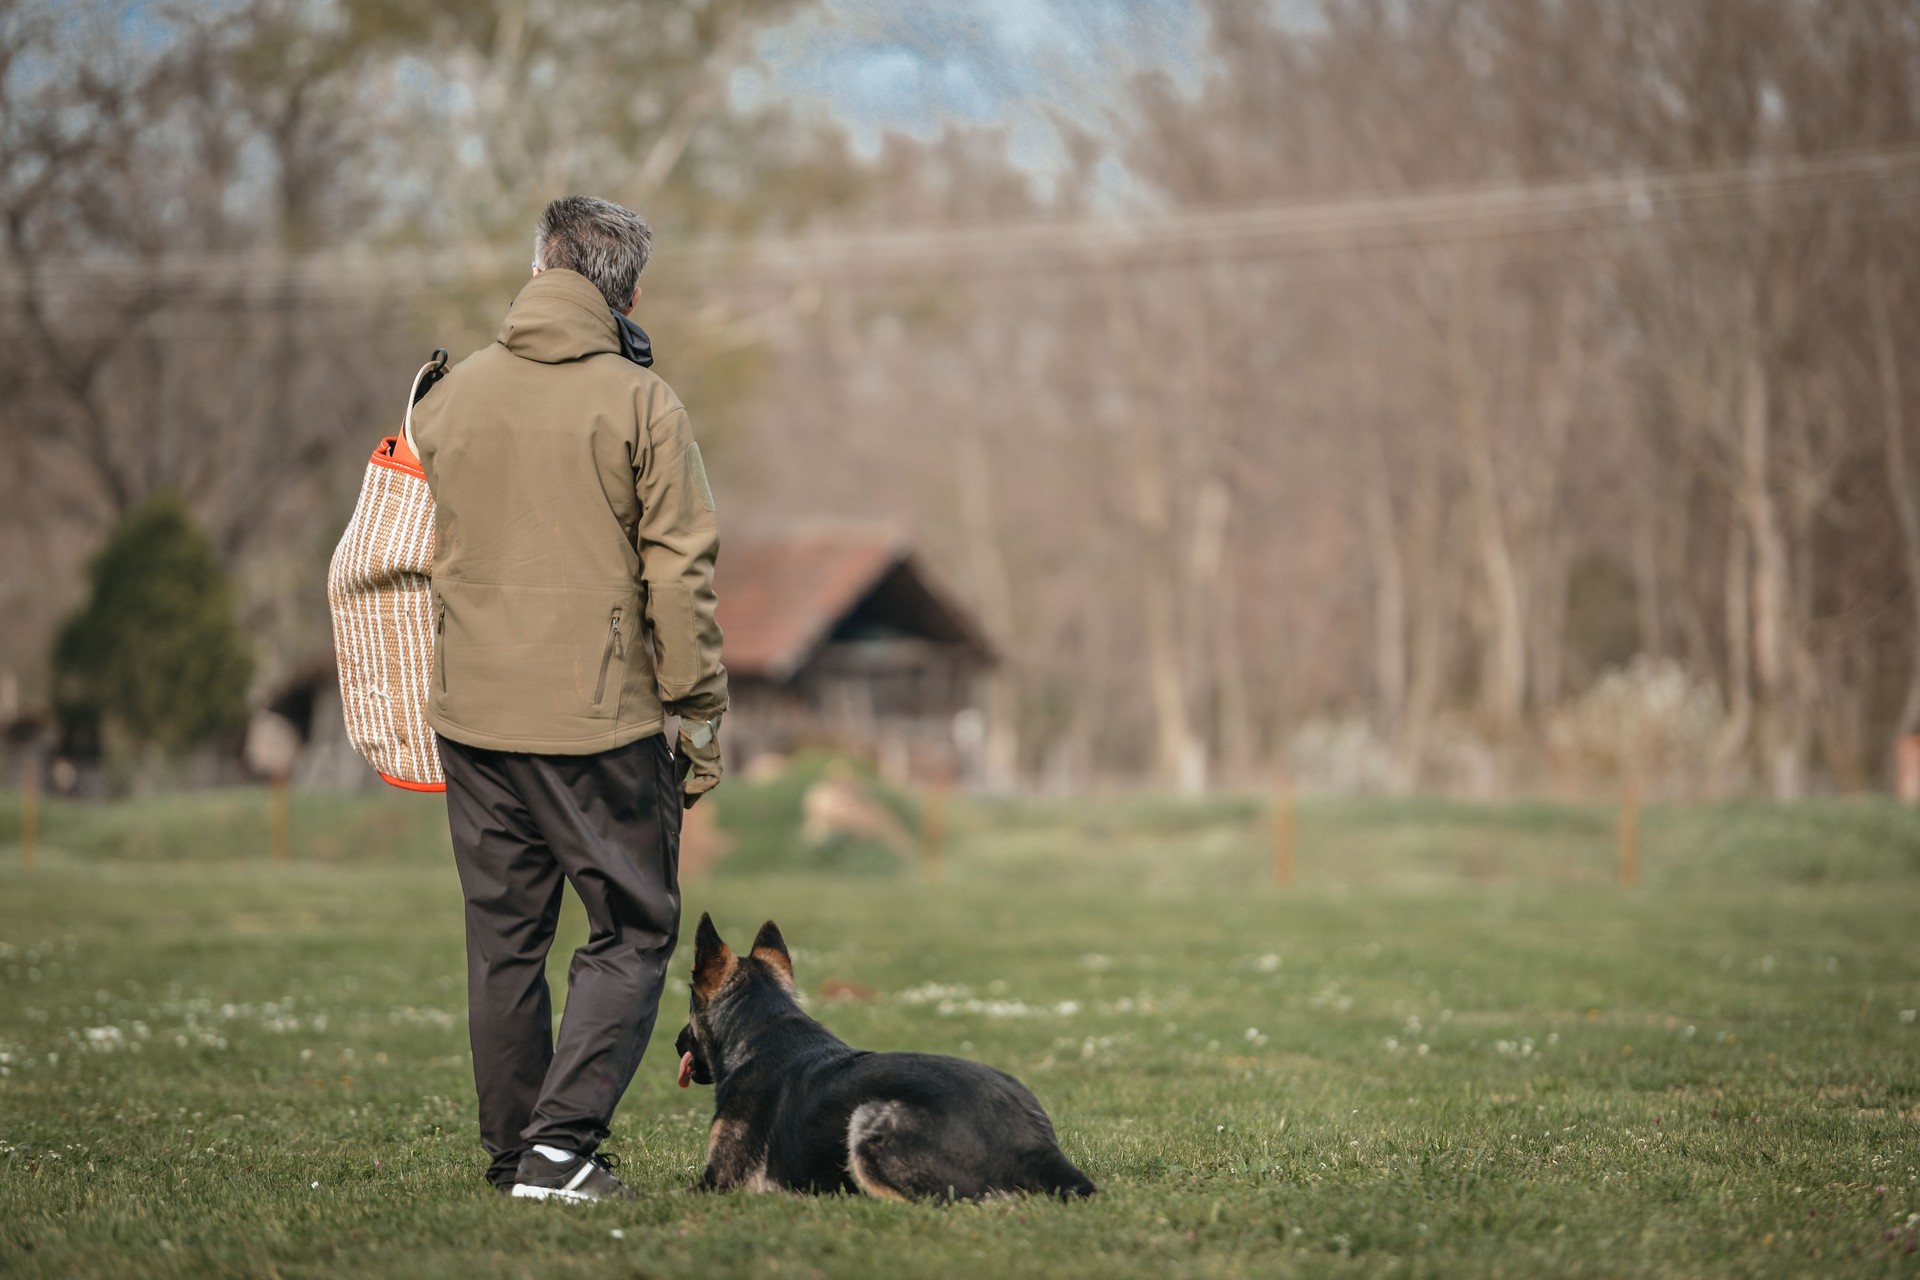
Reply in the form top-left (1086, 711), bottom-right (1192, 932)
top-left (509, 1147), bottom-right (635, 1202)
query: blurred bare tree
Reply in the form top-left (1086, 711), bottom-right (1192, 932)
top-left (732, 0), bottom-right (1920, 797)
top-left (6, 0), bottom-right (1919, 798)
top-left (0, 0), bottom-right (844, 713)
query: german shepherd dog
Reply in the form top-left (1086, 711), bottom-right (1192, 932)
top-left (672, 914), bottom-right (1097, 1202)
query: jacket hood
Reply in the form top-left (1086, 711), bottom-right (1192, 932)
top-left (497, 269), bottom-right (621, 364)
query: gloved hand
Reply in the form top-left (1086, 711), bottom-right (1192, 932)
top-left (677, 718), bottom-right (722, 809)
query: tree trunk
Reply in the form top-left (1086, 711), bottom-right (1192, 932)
top-left (1868, 273), bottom-right (1920, 746)
top-left (954, 426), bottom-right (1021, 790)
top-left (1107, 284), bottom-right (1203, 792)
top-left (1527, 535), bottom-right (1569, 710)
top-left (1716, 513), bottom-right (1753, 795)
top-left (1447, 320), bottom-right (1526, 731)
top-left (1633, 516), bottom-right (1664, 659)
top-left (1738, 350), bottom-right (1800, 799)
top-left (1362, 483), bottom-right (1408, 746)
top-left (1189, 476), bottom-right (1254, 783)
top-left (1396, 427), bottom-right (1448, 788)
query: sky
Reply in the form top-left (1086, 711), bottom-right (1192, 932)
top-left (737, 0), bottom-right (1207, 204)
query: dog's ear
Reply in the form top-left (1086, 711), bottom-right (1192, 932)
top-left (691, 912), bottom-right (735, 1000)
top-left (750, 920), bottom-right (792, 983)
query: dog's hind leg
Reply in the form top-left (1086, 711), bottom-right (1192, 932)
top-left (845, 1101), bottom-right (917, 1201)
top-left (850, 1100), bottom-right (1003, 1202)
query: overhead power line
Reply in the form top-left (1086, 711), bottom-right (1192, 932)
top-left (6, 143), bottom-right (1919, 304)
top-left (723, 143), bottom-right (1920, 279)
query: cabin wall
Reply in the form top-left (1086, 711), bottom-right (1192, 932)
top-left (727, 638), bottom-right (986, 785)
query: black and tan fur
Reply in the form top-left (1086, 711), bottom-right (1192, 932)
top-left (673, 914), bottom-right (1096, 1202)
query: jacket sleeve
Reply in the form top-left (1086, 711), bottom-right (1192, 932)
top-left (635, 394), bottom-right (728, 723)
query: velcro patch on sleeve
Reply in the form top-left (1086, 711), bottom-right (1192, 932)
top-left (688, 442), bottom-right (715, 513)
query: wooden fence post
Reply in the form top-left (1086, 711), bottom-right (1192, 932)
top-left (1618, 783), bottom-right (1639, 889)
top-left (1273, 774), bottom-right (1296, 888)
top-left (21, 760), bottom-right (38, 875)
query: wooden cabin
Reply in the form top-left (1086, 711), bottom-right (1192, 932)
top-left (715, 528), bottom-right (995, 784)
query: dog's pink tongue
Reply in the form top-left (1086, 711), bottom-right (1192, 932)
top-left (677, 1051), bottom-right (694, 1089)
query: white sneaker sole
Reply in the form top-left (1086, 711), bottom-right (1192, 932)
top-left (510, 1183), bottom-right (595, 1202)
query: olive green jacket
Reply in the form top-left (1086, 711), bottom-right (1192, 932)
top-left (411, 268), bottom-right (727, 753)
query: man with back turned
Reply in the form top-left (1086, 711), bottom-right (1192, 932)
top-left (410, 195), bottom-right (728, 1201)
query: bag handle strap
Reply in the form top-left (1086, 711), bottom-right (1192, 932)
top-left (402, 348), bottom-right (451, 458)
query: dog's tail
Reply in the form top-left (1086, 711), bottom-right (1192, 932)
top-left (1028, 1148), bottom-right (1097, 1200)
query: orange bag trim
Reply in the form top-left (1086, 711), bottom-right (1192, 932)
top-left (378, 771), bottom-right (446, 794)
top-left (369, 435), bottom-right (426, 480)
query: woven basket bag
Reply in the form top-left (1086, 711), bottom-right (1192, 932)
top-left (326, 355), bottom-right (449, 792)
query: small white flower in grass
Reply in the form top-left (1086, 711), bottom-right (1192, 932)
top-left (1900, 1010), bottom-right (1916, 1024)
top-left (1255, 954), bottom-right (1281, 973)
top-left (1245, 1028), bottom-right (1260, 1042)
top-left (310, 1181), bottom-right (319, 1190)
top-left (609, 1229), bottom-right (625, 1240)
top-left (1417, 1044), bottom-right (1430, 1057)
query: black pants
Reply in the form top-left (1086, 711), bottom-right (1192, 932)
top-left (438, 733), bottom-right (682, 1190)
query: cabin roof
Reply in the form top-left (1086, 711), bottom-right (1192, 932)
top-left (715, 527), bottom-right (994, 682)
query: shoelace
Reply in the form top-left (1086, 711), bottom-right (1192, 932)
top-left (589, 1151), bottom-right (622, 1174)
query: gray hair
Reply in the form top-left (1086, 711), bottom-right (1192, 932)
top-left (532, 196), bottom-right (653, 311)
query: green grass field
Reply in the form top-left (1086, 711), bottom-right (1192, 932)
top-left (1, 785), bottom-right (1917, 1277)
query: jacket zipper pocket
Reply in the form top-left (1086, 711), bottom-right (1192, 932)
top-left (593, 609), bottom-right (623, 706)
top-left (436, 601), bottom-right (448, 693)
